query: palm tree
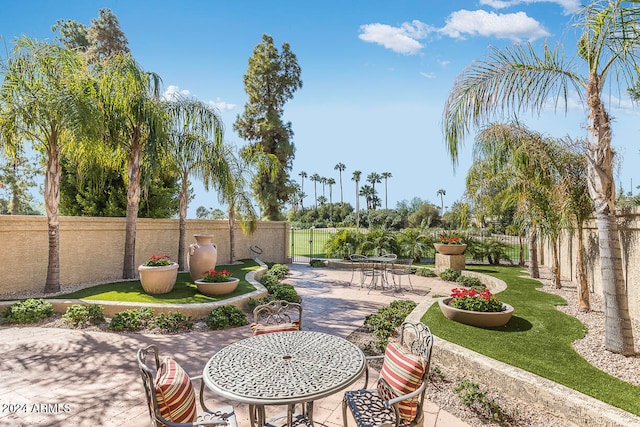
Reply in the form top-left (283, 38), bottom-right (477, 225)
top-left (0, 36), bottom-right (90, 292)
top-left (327, 177), bottom-right (336, 224)
top-left (366, 172), bottom-right (381, 195)
top-left (213, 145), bottom-right (257, 264)
top-left (352, 170), bottom-right (362, 228)
top-left (163, 96), bottom-right (225, 270)
top-left (381, 172), bottom-right (392, 209)
top-left (320, 176), bottom-right (327, 198)
top-left (310, 173), bottom-right (320, 209)
top-left (442, 1), bottom-right (637, 354)
top-left (298, 170), bottom-right (307, 208)
top-left (359, 184), bottom-right (375, 210)
top-left (97, 53), bottom-right (166, 279)
top-left (437, 189), bottom-right (446, 214)
top-left (334, 162), bottom-right (346, 203)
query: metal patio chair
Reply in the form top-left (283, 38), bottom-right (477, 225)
top-left (342, 322), bottom-right (433, 427)
top-left (137, 344), bottom-right (237, 427)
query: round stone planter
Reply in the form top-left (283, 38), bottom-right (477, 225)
top-left (195, 278), bottom-right (240, 296)
top-left (438, 297), bottom-right (514, 327)
top-left (434, 243), bottom-right (467, 255)
top-left (138, 263), bottom-right (178, 294)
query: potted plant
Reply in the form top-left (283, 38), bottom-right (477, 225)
top-left (195, 268), bottom-right (240, 296)
top-left (438, 287), bottom-right (514, 327)
top-left (434, 233), bottom-right (468, 255)
top-left (138, 254), bottom-right (178, 294)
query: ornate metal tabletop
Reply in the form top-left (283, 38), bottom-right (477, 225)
top-left (203, 330), bottom-right (366, 406)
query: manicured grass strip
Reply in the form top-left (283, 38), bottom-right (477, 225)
top-left (50, 259), bottom-right (259, 304)
top-left (421, 265), bottom-right (640, 415)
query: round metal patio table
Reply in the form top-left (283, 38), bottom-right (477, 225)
top-left (203, 330), bottom-right (366, 427)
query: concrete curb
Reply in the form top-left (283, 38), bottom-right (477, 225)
top-left (406, 273), bottom-right (640, 427)
top-left (0, 259), bottom-right (269, 320)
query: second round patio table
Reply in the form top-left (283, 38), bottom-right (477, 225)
top-left (203, 330), bottom-right (366, 427)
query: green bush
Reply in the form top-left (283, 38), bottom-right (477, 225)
top-left (272, 284), bottom-right (301, 303)
top-left (363, 300), bottom-right (417, 350)
top-left (205, 305), bottom-right (248, 330)
top-left (269, 264), bottom-right (290, 279)
top-left (62, 304), bottom-right (105, 328)
top-left (247, 296), bottom-right (272, 312)
top-left (151, 312), bottom-right (193, 333)
top-left (455, 379), bottom-right (511, 422)
top-left (260, 273), bottom-right (281, 293)
top-left (455, 275), bottom-right (484, 289)
top-left (440, 268), bottom-right (461, 282)
top-left (108, 307), bottom-right (154, 332)
top-left (309, 259), bottom-right (326, 267)
top-left (415, 267), bottom-right (437, 277)
top-left (2, 298), bottom-right (53, 324)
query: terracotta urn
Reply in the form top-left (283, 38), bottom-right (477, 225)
top-left (188, 234), bottom-right (218, 281)
top-left (195, 278), bottom-right (240, 296)
top-left (434, 243), bottom-right (468, 255)
top-left (438, 297), bottom-right (513, 328)
top-left (138, 263), bottom-right (178, 294)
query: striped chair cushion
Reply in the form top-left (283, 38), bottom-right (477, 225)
top-left (250, 321), bottom-right (300, 336)
top-left (155, 357), bottom-right (197, 425)
top-left (378, 340), bottom-right (427, 422)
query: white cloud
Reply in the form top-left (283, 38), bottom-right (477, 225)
top-left (358, 20), bottom-right (434, 55)
top-left (479, 0), bottom-right (580, 14)
top-left (440, 9), bottom-right (549, 41)
top-left (438, 59), bottom-right (451, 67)
top-left (208, 97), bottom-right (237, 112)
top-left (163, 85), bottom-right (191, 101)
top-left (420, 72), bottom-right (436, 79)
top-left (162, 86), bottom-right (236, 112)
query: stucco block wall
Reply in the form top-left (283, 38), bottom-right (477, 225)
top-left (0, 216), bottom-right (289, 295)
top-left (540, 207), bottom-right (640, 322)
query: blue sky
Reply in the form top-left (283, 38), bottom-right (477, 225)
top-left (2, 0), bottom-right (640, 218)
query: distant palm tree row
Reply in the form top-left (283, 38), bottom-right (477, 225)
top-left (295, 166), bottom-right (392, 224)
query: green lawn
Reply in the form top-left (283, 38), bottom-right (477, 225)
top-left (421, 265), bottom-right (640, 415)
top-left (290, 228), bottom-right (334, 258)
top-left (49, 259), bottom-right (260, 304)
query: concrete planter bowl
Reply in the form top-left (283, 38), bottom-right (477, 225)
top-left (195, 278), bottom-right (240, 296)
top-left (138, 263), bottom-right (178, 294)
top-left (438, 297), bottom-right (514, 328)
top-left (433, 243), bottom-right (467, 255)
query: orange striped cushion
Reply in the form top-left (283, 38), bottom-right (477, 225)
top-left (250, 321), bottom-right (300, 336)
top-left (155, 357), bottom-right (197, 425)
top-left (378, 340), bottom-right (427, 422)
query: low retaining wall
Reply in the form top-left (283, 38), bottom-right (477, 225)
top-left (0, 260), bottom-right (269, 320)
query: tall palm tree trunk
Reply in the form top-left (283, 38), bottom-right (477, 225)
top-left (43, 141), bottom-right (61, 293)
top-left (528, 229), bottom-right (539, 279)
top-left (552, 239), bottom-right (561, 288)
top-left (587, 81), bottom-right (634, 355)
top-left (178, 170), bottom-right (189, 271)
top-left (576, 224), bottom-right (590, 312)
top-left (228, 207), bottom-right (236, 264)
top-left (123, 134), bottom-right (142, 279)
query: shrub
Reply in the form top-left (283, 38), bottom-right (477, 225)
top-left (455, 379), bottom-right (511, 422)
top-left (440, 268), bottom-right (461, 282)
top-left (456, 275), bottom-right (484, 289)
top-left (151, 312), bottom-right (193, 333)
top-left (415, 267), bottom-right (437, 277)
top-left (269, 264), bottom-right (290, 279)
top-left (248, 296), bottom-right (272, 312)
top-left (309, 259), bottom-right (326, 268)
top-left (271, 284), bottom-right (301, 303)
top-left (363, 300), bottom-right (417, 350)
top-left (205, 305), bottom-right (248, 330)
top-left (260, 273), bottom-right (281, 293)
top-left (108, 307), bottom-right (154, 332)
top-left (62, 304), bottom-right (105, 328)
top-left (2, 298), bottom-right (53, 324)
